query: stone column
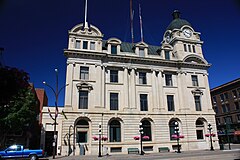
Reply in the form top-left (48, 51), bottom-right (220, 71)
top-left (64, 62), bottom-right (75, 110)
top-left (129, 68), bottom-right (136, 109)
top-left (123, 67), bottom-right (129, 109)
top-left (152, 70), bottom-right (159, 111)
top-left (158, 70), bottom-right (164, 111)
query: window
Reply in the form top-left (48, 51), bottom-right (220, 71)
top-left (237, 114), bottom-right (240, 121)
top-left (165, 51), bottom-right (170, 60)
top-left (196, 120), bottom-right (204, 140)
top-left (111, 45), bottom-right (117, 54)
top-left (212, 96), bottom-right (217, 104)
top-left (224, 93), bottom-right (229, 100)
top-left (216, 118), bottom-right (221, 125)
top-left (191, 75), bottom-right (199, 86)
top-left (214, 106), bottom-right (219, 113)
top-left (169, 120), bottom-right (178, 140)
top-left (235, 101), bottom-right (240, 110)
top-left (222, 104), bottom-right (229, 113)
top-left (237, 88), bottom-right (240, 97)
top-left (183, 44), bottom-right (187, 52)
top-left (110, 93), bottom-right (118, 110)
top-left (75, 40), bottom-right (80, 49)
top-left (194, 96), bottom-right (202, 111)
top-left (140, 94), bottom-right (148, 111)
top-left (141, 120), bottom-right (152, 141)
top-left (109, 120), bottom-right (121, 142)
top-left (167, 95), bottom-right (175, 111)
top-left (80, 66), bottom-right (89, 80)
top-left (83, 41), bottom-right (88, 49)
top-left (139, 72), bottom-right (147, 84)
top-left (139, 48), bottom-right (145, 57)
top-left (188, 45), bottom-right (192, 52)
top-left (79, 91), bottom-right (88, 109)
top-left (220, 94), bottom-right (224, 102)
top-left (224, 116), bottom-right (232, 124)
top-left (192, 45), bottom-right (196, 53)
top-left (110, 70), bottom-right (118, 83)
top-left (90, 42), bottom-right (95, 50)
top-left (232, 90), bottom-right (237, 98)
top-left (165, 74), bottom-right (173, 86)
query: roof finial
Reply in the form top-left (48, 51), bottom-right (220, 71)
top-left (172, 10), bottom-right (180, 19)
top-left (84, 0), bottom-right (89, 30)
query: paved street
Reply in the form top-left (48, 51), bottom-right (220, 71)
top-left (47, 144), bottom-right (240, 160)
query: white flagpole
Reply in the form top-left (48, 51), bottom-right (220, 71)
top-left (84, 0), bottom-right (89, 29)
top-left (139, 4), bottom-right (143, 42)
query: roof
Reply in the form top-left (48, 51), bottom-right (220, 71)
top-left (102, 40), bottom-right (160, 55)
top-left (210, 78), bottom-right (240, 92)
top-left (166, 10), bottom-right (192, 31)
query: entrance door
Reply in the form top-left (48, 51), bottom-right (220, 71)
top-left (45, 131), bottom-right (58, 156)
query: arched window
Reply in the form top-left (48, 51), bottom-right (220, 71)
top-left (76, 119), bottom-right (89, 143)
top-left (109, 120), bottom-right (121, 142)
top-left (196, 119), bottom-right (204, 140)
top-left (141, 120), bottom-right (152, 141)
top-left (169, 119), bottom-right (178, 140)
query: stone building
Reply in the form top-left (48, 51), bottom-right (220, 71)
top-left (42, 10), bottom-right (218, 156)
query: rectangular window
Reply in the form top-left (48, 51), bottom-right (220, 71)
top-left (224, 116), bottom-right (232, 124)
top-left (196, 130), bottom-right (204, 139)
top-left (165, 51), bottom-right (170, 60)
top-left (232, 90), bottom-right (237, 98)
top-left (188, 45), bottom-right (192, 52)
top-left (111, 45), bottom-right (117, 54)
top-left (83, 41), bottom-right (88, 49)
top-left (139, 48), bottom-right (145, 57)
top-left (191, 75), bottom-right (199, 86)
top-left (79, 91), bottom-right (88, 109)
top-left (140, 94), bottom-right (148, 111)
top-left (110, 70), bottom-right (118, 83)
top-left (80, 66), bottom-right (89, 80)
top-left (212, 96), bottom-right (217, 104)
top-left (165, 74), bottom-right (173, 86)
top-left (237, 88), bottom-right (240, 97)
top-left (167, 95), bottom-right (175, 111)
top-left (75, 40), bottom-right (80, 49)
top-left (222, 104), bottom-right (227, 113)
top-left (214, 106), bottom-right (218, 113)
top-left (235, 101), bottom-right (240, 110)
top-left (139, 72), bottom-right (147, 84)
top-left (224, 92), bottom-right (229, 100)
top-left (192, 45), bottom-right (196, 53)
top-left (216, 118), bottom-right (221, 124)
top-left (110, 93), bottom-right (118, 110)
top-left (237, 114), bottom-right (240, 121)
top-left (220, 94), bottom-right (224, 102)
top-left (194, 96), bottom-right (202, 111)
top-left (90, 42), bottom-right (95, 50)
top-left (184, 44), bottom-right (187, 52)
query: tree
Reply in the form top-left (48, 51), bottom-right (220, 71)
top-left (0, 67), bottom-right (38, 148)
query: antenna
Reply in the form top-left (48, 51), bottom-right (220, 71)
top-left (130, 0), bottom-right (134, 44)
top-left (84, 0), bottom-right (89, 30)
top-left (139, 4), bottom-right (144, 42)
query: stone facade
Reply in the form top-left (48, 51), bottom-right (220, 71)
top-left (42, 11), bottom-right (219, 156)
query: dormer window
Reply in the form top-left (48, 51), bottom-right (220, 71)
top-left (83, 41), bottom-right (88, 49)
top-left (111, 45), bottom-right (117, 54)
top-left (184, 44), bottom-right (187, 52)
top-left (165, 50), bottom-right (170, 60)
top-left (90, 42), bottom-right (95, 50)
top-left (188, 45), bottom-right (192, 52)
top-left (192, 45), bottom-right (196, 53)
top-left (139, 48), bottom-right (145, 57)
top-left (75, 40), bottom-right (80, 49)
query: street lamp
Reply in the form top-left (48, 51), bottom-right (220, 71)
top-left (207, 124), bottom-right (214, 151)
top-left (139, 122), bottom-right (144, 155)
top-left (98, 122), bottom-right (102, 157)
top-left (174, 122), bottom-right (181, 153)
top-left (43, 68), bottom-right (68, 159)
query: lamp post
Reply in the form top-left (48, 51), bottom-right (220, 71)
top-left (98, 122), bottom-right (102, 157)
top-left (225, 122), bottom-right (231, 150)
top-left (43, 68), bottom-right (68, 159)
top-left (207, 124), bottom-right (214, 151)
top-left (139, 122), bottom-right (144, 155)
top-left (174, 122), bottom-right (181, 153)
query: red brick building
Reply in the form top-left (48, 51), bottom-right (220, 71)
top-left (211, 78), bottom-right (240, 143)
top-left (35, 88), bottom-right (48, 125)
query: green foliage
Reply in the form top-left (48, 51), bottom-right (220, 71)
top-left (0, 66), bottom-right (38, 145)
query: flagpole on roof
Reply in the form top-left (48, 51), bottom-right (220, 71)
top-left (139, 4), bottom-right (144, 42)
top-left (84, 0), bottom-right (89, 29)
top-left (130, 0), bottom-right (134, 44)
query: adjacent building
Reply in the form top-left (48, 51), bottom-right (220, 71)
top-left (42, 10), bottom-right (218, 156)
top-left (211, 78), bottom-right (240, 144)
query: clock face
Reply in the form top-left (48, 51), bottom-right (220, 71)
top-left (183, 29), bottom-right (192, 38)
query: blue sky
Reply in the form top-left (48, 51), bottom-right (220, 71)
top-left (0, 0), bottom-right (240, 106)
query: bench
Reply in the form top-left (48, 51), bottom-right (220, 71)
top-left (158, 147), bottom-right (170, 152)
top-left (128, 148), bottom-right (139, 154)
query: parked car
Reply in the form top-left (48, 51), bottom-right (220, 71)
top-left (0, 145), bottom-right (44, 160)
